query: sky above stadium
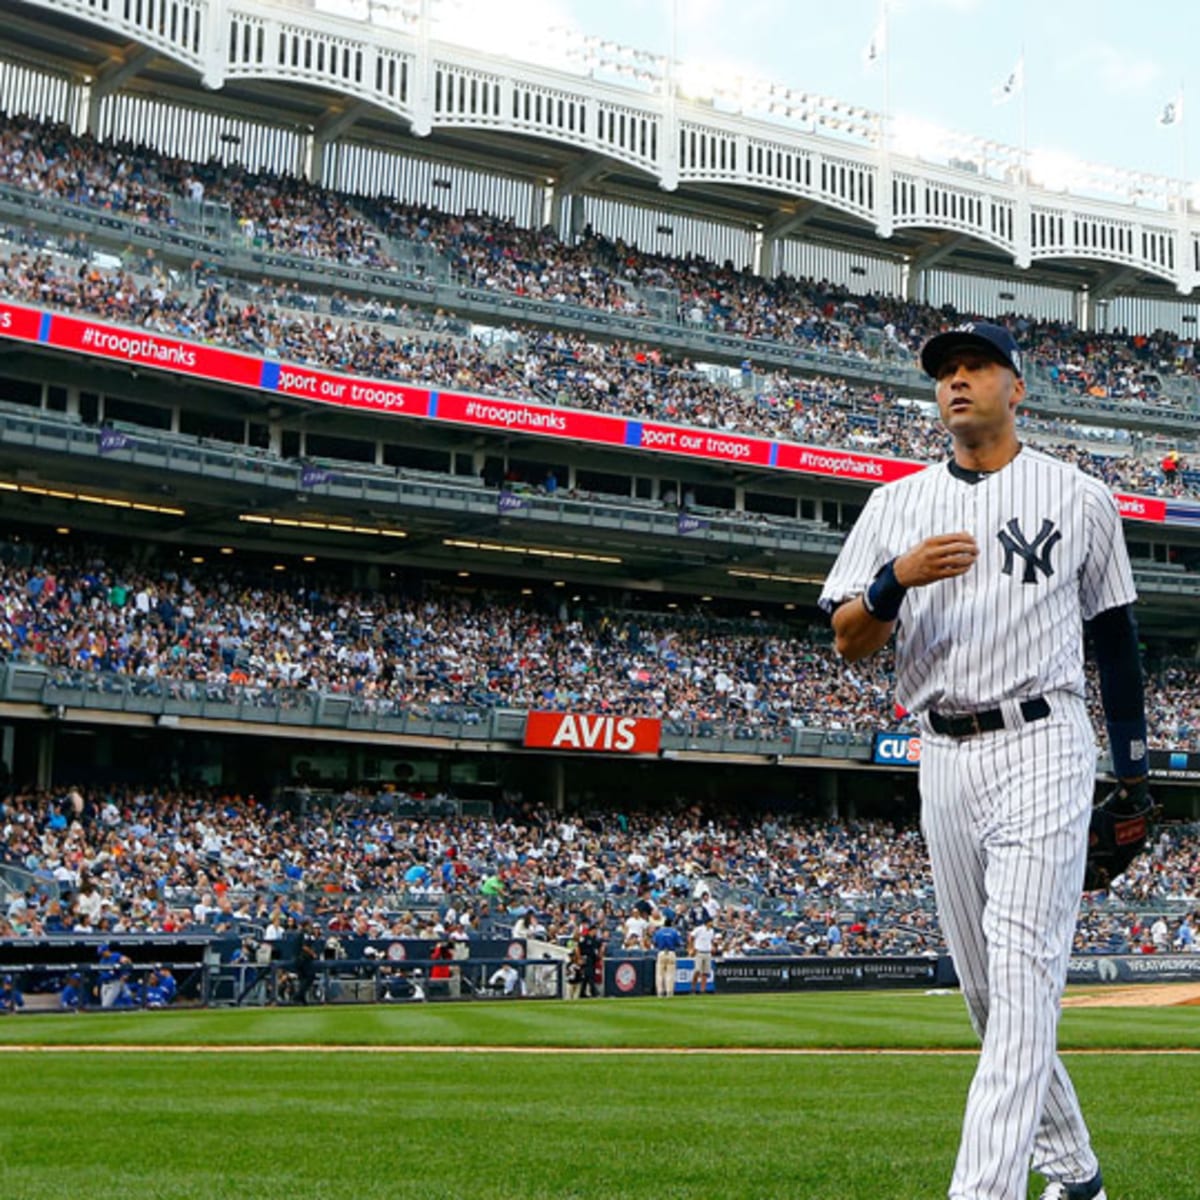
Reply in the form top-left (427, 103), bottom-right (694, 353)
top-left (336, 0), bottom-right (1198, 187)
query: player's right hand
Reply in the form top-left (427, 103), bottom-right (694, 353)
top-left (894, 533), bottom-right (978, 587)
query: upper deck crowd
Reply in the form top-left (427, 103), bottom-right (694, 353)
top-left (0, 114), bottom-right (1196, 506)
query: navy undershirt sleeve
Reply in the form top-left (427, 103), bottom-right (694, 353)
top-left (1086, 603), bottom-right (1148, 779)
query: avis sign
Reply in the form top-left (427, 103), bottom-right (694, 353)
top-left (523, 712), bottom-right (662, 755)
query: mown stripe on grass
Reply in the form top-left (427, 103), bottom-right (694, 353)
top-left (0, 1043), bottom-right (1197, 1055)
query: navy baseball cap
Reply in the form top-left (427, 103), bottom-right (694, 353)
top-left (920, 321), bottom-right (1022, 378)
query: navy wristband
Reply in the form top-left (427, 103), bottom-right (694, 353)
top-left (1106, 717), bottom-right (1148, 780)
top-left (863, 559), bottom-right (907, 623)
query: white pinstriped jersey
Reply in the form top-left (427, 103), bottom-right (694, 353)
top-left (819, 447), bottom-right (1137, 715)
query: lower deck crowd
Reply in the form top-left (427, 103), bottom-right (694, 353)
top-left (6, 541), bottom-right (1200, 748)
top-left (2, 788), bottom-right (1196, 964)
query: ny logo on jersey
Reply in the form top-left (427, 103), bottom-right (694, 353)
top-left (997, 517), bottom-right (1061, 584)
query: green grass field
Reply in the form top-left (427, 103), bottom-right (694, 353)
top-left (0, 991), bottom-right (1196, 1199)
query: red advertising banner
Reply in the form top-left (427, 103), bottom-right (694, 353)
top-left (1114, 493), bottom-right (1167, 523)
top-left (0, 305), bottom-right (1184, 532)
top-left (631, 421), bottom-right (774, 466)
top-left (274, 365), bottom-right (429, 415)
top-left (774, 442), bottom-right (926, 483)
top-left (0, 301), bottom-right (44, 342)
top-left (434, 391), bottom-right (628, 445)
top-left (46, 314), bottom-right (264, 388)
top-left (523, 711), bottom-right (662, 754)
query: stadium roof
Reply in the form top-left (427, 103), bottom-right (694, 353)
top-left (3, 0), bottom-right (1197, 307)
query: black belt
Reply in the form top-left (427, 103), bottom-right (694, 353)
top-left (927, 696), bottom-right (1050, 739)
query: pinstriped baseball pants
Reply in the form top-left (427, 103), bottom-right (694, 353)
top-left (920, 693), bottom-right (1100, 1200)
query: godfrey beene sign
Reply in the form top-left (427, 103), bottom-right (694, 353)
top-left (523, 712), bottom-right (662, 754)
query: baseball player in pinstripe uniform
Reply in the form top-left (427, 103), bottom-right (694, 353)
top-left (820, 323), bottom-right (1149, 1200)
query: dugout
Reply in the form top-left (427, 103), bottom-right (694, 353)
top-left (0, 934), bottom-right (212, 1008)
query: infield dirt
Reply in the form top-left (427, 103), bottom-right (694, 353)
top-left (1060, 981), bottom-right (1200, 1007)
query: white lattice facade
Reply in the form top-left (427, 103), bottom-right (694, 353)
top-left (16, 0), bottom-right (1200, 296)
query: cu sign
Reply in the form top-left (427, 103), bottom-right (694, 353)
top-left (872, 733), bottom-right (922, 765)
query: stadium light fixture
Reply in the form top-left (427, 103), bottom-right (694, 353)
top-left (0, 479), bottom-right (184, 516)
top-left (442, 537), bottom-right (622, 565)
top-left (548, 26), bottom-right (665, 89)
top-left (727, 568), bottom-right (825, 586)
top-left (675, 61), bottom-right (717, 104)
top-left (1027, 148), bottom-right (1087, 194)
top-left (237, 514), bottom-right (406, 538)
top-left (432, 0), bottom-right (575, 65)
top-left (890, 114), bottom-right (955, 162)
top-left (319, 0), bottom-right (420, 31)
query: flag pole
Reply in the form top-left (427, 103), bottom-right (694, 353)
top-left (879, 1), bottom-right (893, 239)
top-left (882, 1), bottom-right (892, 137)
top-left (1178, 82), bottom-right (1187, 190)
top-left (1018, 44), bottom-right (1028, 184)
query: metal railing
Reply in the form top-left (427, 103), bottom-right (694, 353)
top-left (6, 400), bottom-right (1200, 574)
top-left (1, 862), bottom-right (60, 903)
top-left (0, 662), bottom-right (875, 758)
top-left (0, 400), bottom-right (849, 556)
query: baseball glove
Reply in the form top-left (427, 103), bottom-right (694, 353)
top-left (1083, 780), bottom-right (1157, 892)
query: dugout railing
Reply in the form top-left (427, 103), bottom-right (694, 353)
top-left (0, 934), bottom-right (565, 1009)
top-left (4, 934), bottom-right (1198, 1010)
top-left (0, 662), bottom-right (878, 758)
top-left (207, 954), bottom-right (565, 1007)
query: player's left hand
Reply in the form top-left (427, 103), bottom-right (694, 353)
top-left (1083, 779), bottom-right (1157, 892)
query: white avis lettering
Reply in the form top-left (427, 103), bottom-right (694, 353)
top-left (549, 714), bottom-right (639, 751)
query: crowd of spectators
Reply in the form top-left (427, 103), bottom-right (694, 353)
top-left (0, 115), bottom-right (392, 267)
top-left (5, 541), bottom-right (1200, 750)
top-left (3, 240), bottom-right (1199, 505)
top-left (4, 112), bottom-right (1200, 505)
top-left (4, 111), bottom-right (1200, 415)
top-left (1, 788), bottom-right (1196, 960)
top-left (368, 192), bottom-right (1200, 410)
top-left (0, 542), bottom-right (898, 734)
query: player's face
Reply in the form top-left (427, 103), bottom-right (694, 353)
top-left (933, 350), bottom-right (1024, 447)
